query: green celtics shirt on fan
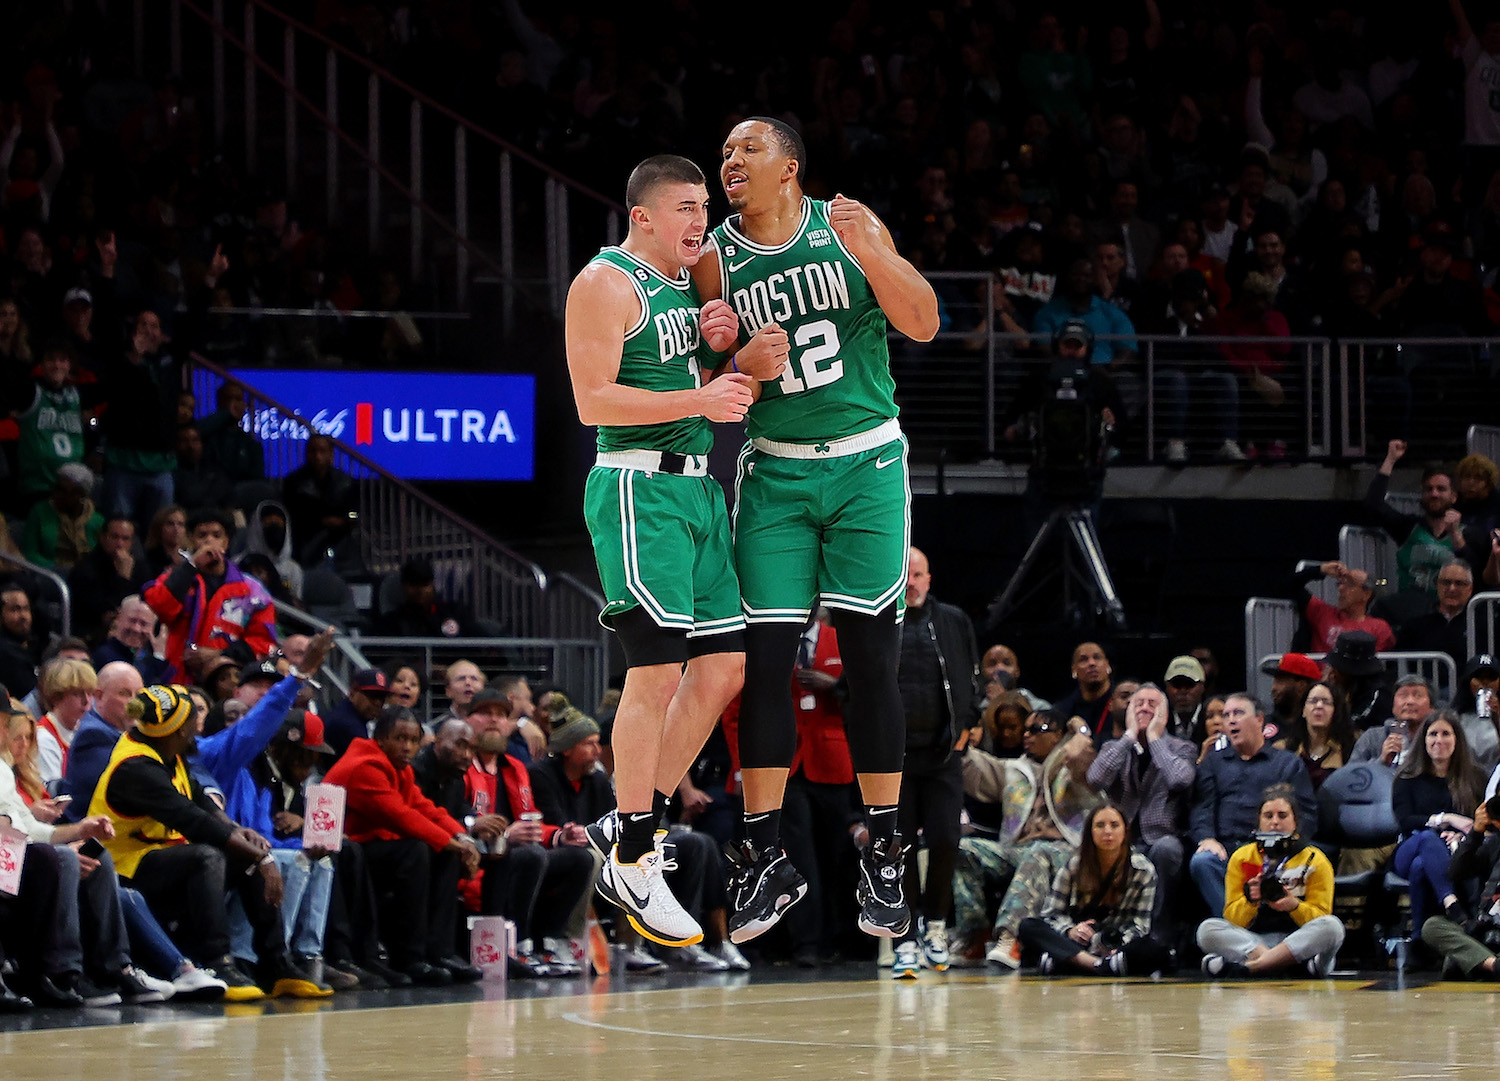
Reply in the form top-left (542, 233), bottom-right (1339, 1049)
top-left (585, 245), bottom-right (712, 455)
top-left (710, 196), bottom-right (897, 442)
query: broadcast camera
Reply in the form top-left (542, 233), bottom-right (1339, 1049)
top-left (1034, 320), bottom-right (1112, 502)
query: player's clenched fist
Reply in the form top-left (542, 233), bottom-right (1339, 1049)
top-left (828, 194), bottom-right (881, 257)
top-left (698, 372), bottom-right (755, 423)
top-left (735, 322), bottom-right (790, 380)
top-left (699, 299), bottom-right (740, 353)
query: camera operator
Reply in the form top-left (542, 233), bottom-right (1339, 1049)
top-left (1196, 782), bottom-right (1345, 977)
top-left (1420, 794), bottom-right (1500, 980)
top-left (1002, 321), bottom-right (1124, 530)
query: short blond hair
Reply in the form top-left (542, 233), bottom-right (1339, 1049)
top-left (42, 657), bottom-right (99, 701)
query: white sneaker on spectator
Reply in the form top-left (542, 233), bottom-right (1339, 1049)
top-left (170, 964), bottom-right (226, 1000)
top-left (76, 976), bottom-right (122, 1008)
top-left (538, 937), bottom-right (582, 977)
top-left (1217, 438), bottom-right (1248, 462)
top-left (892, 940), bottom-right (921, 980)
top-left (621, 946), bottom-right (667, 974)
top-left (1165, 439), bottom-right (1189, 465)
top-left (986, 932), bottom-right (1021, 970)
top-left (715, 941), bottom-right (752, 971)
top-left (920, 919), bottom-right (950, 971)
top-left (675, 943), bottom-right (731, 971)
top-left (599, 846), bottom-right (703, 947)
top-left (117, 965), bottom-right (174, 1004)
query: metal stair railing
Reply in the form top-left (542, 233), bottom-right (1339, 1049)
top-left (133, 0), bottom-right (625, 325)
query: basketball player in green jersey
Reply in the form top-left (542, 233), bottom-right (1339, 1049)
top-left (565, 154), bottom-right (788, 947)
top-left (691, 118), bottom-right (940, 944)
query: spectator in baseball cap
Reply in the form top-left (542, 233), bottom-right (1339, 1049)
top-left (323, 667), bottom-right (390, 759)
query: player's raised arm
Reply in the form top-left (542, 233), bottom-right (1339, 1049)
top-left (828, 194), bottom-right (940, 342)
top-left (566, 263), bottom-right (753, 426)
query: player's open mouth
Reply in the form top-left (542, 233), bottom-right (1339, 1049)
top-left (724, 173), bottom-right (747, 194)
top-left (683, 235), bottom-right (702, 254)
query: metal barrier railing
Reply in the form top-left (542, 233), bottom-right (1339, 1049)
top-left (1469, 592), bottom-right (1500, 660)
top-left (186, 353), bottom-right (610, 672)
top-left (1339, 338), bottom-right (1499, 459)
top-left (1471, 424), bottom-right (1500, 462)
top-left (351, 636), bottom-right (607, 724)
top-left (137, 0), bottom-right (624, 323)
top-left (1246, 597), bottom-right (1298, 704)
top-left (0, 552), bottom-right (72, 638)
top-left (901, 281), bottom-right (1335, 463)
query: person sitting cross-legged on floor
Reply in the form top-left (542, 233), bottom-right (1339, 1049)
top-left (1018, 802), bottom-right (1175, 976)
top-left (1197, 782), bottom-right (1345, 978)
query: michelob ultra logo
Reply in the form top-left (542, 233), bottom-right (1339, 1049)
top-left (216, 369), bottom-right (536, 481)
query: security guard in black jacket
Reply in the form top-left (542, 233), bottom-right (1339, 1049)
top-left (887, 546), bottom-right (982, 972)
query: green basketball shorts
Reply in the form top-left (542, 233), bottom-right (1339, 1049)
top-left (584, 462), bottom-right (745, 639)
top-left (732, 424), bottom-right (910, 624)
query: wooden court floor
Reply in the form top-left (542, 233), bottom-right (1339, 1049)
top-left (1, 969), bottom-right (1497, 1080)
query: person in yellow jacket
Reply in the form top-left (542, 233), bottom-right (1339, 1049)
top-left (1196, 781), bottom-right (1345, 977)
top-left (90, 684), bottom-right (330, 1001)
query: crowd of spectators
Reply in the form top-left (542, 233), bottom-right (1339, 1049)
top-left (9, 0), bottom-right (1500, 1018)
top-left (296, 0), bottom-right (1500, 456)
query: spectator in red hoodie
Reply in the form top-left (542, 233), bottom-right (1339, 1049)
top-left (323, 705), bottom-right (481, 986)
top-left (142, 508), bottom-right (277, 681)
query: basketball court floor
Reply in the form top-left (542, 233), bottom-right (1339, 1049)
top-left (1, 965), bottom-right (1494, 1080)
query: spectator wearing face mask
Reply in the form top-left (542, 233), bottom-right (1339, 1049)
top-left (234, 500), bottom-right (303, 602)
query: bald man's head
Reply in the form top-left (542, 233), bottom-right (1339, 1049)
top-left (906, 547), bottom-right (932, 608)
top-left (94, 661), bottom-right (145, 729)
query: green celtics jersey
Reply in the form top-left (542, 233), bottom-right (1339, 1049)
top-left (712, 197), bottom-right (897, 443)
top-left (588, 246), bottom-right (711, 455)
top-left (17, 383), bottom-right (84, 496)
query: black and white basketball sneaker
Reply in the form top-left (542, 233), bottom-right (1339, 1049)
top-left (724, 842), bottom-right (808, 945)
top-left (855, 835), bottom-right (911, 938)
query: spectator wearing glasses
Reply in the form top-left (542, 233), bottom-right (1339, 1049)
top-left (1398, 560), bottom-right (1477, 671)
top-left (1162, 655), bottom-right (1208, 741)
top-left (954, 710), bottom-right (1102, 967)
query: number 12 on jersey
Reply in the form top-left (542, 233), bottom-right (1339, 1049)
top-left (775, 318), bottom-right (844, 395)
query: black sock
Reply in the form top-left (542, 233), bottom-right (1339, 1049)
top-left (652, 789), bottom-right (671, 827)
top-left (617, 811), bottom-right (659, 863)
top-left (744, 809), bottom-right (782, 854)
top-left (865, 804), bottom-right (899, 848)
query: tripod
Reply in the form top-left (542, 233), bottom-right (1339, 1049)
top-left (987, 505), bottom-right (1126, 631)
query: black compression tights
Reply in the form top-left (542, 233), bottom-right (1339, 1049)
top-left (735, 608), bottom-right (906, 775)
top-left (737, 623), bottom-right (801, 770)
top-left (832, 606), bottom-right (905, 776)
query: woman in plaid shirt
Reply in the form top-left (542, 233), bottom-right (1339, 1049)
top-left (1017, 803), bottom-right (1175, 975)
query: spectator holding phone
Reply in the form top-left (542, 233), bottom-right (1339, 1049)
top-left (1198, 783), bottom-right (1344, 977)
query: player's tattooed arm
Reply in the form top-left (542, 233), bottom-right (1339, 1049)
top-left (828, 194), bottom-right (940, 342)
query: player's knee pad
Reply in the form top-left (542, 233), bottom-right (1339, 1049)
top-left (737, 622), bottom-right (802, 769)
top-left (832, 606), bottom-right (905, 775)
top-left (614, 606), bottom-right (690, 669)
